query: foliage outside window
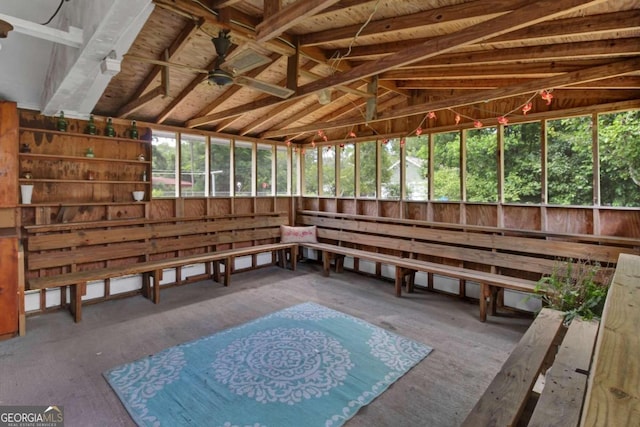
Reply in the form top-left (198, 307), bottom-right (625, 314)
top-left (276, 146), bottom-right (289, 196)
top-left (358, 141), bottom-right (377, 198)
top-left (151, 130), bottom-right (178, 198)
top-left (303, 147), bottom-right (318, 196)
top-left (404, 136), bottom-right (428, 201)
top-left (210, 137), bottom-right (231, 197)
top-left (256, 143), bottom-right (273, 196)
top-left (234, 140), bottom-right (253, 196)
top-left (598, 110), bottom-right (640, 207)
top-left (466, 127), bottom-right (498, 202)
top-left (322, 146), bottom-right (336, 196)
top-left (339, 143), bottom-right (355, 197)
top-left (180, 133), bottom-right (206, 197)
top-left (380, 138), bottom-right (401, 199)
top-left (433, 131), bottom-right (461, 201)
top-left (547, 116), bottom-right (593, 206)
top-left (504, 122), bottom-right (542, 203)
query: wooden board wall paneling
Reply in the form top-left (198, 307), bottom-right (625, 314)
top-left (320, 198), bottom-right (337, 213)
top-left (0, 236), bottom-right (19, 337)
top-left (208, 198), bottom-right (232, 216)
top-left (184, 198), bottom-right (207, 217)
top-left (432, 202), bottom-right (461, 223)
top-left (597, 209), bottom-right (640, 238)
top-left (502, 205), bottom-right (542, 231)
top-left (149, 199), bottom-right (176, 219)
top-left (465, 204), bottom-right (498, 227)
top-left (0, 102), bottom-right (18, 208)
top-left (546, 207), bottom-right (594, 234)
top-left (380, 200), bottom-right (401, 218)
top-left (337, 199), bottom-right (356, 215)
top-left (275, 197), bottom-right (290, 215)
top-left (255, 197), bottom-right (275, 213)
top-left (233, 197), bottom-right (254, 214)
top-left (405, 202), bottom-right (427, 221)
top-left (358, 200), bottom-right (378, 216)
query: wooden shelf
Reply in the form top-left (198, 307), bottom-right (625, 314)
top-left (19, 178), bottom-right (150, 184)
top-left (19, 201), bottom-right (148, 207)
top-left (19, 127), bottom-right (149, 144)
top-left (19, 153), bottom-right (150, 164)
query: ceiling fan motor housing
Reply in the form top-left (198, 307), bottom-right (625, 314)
top-left (208, 68), bottom-right (234, 86)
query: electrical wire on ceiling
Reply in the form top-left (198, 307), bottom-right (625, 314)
top-left (40, 0), bottom-right (67, 26)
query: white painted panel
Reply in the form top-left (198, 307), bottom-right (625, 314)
top-left (343, 256), bottom-right (354, 269)
top-left (465, 281), bottom-right (481, 299)
top-left (24, 291), bottom-right (40, 312)
top-left (256, 252), bottom-right (272, 265)
top-left (160, 269), bottom-right (176, 285)
top-left (82, 280), bottom-right (105, 301)
top-left (235, 256), bottom-right (252, 270)
top-left (412, 272), bottom-right (428, 287)
top-left (180, 264), bottom-right (206, 280)
top-left (358, 260), bottom-right (376, 275)
top-left (433, 274), bottom-right (459, 294)
top-left (45, 288), bottom-right (61, 308)
top-left (381, 263), bottom-right (395, 279)
top-left (505, 290), bottom-right (541, 312)
top-left (110, 275), bottom-right (142, 294)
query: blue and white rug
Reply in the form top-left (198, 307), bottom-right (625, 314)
top-left (104, 302), bottom-right (433, 427)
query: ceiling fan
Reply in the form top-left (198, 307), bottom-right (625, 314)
top-left (205, 30), bottom-right (295, 99)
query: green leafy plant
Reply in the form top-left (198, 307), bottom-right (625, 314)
top-left (535, 258), bottom-right (612, 323)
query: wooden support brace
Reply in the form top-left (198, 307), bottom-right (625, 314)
top-left (322, 251), bottom-right (331, 277)
top-left (69, 282), bottom-right (86, 323)
top-left (334, 254), bottom-right (345, 273)
top-left (479, 282), bottom-right (488, 322)
top-left (152, 269), bottom-right (163, 304)
top-left (212, 260), bottom-right (221, 283)
top-left (141, 272), bottom-right (151, 299)
top-left (290, 246), bottom-right (297, 271)
top-left (394, 266), bottom-right (404, 297)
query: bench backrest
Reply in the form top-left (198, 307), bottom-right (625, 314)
top-left (297, 211), bottom-right (639, 281)
top-left (25, 212), bottom-right (288, 274)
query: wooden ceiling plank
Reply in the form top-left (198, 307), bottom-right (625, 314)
top-left (300, 0), bottom-right (529, 46)
top-left (120, 18), bottom-right (200, 116)
top-left (117, 86), bottom-right (166, 118)
top-left (255, 0), bottom-right (343, 43)
top-left (299, 70), bottom-right (373, 98)
top-left (326, 10), bottom-right (640, 61)
top-left (261, 57), bottom-right (640, 138)
top-left (215, 115), bottom-right (242, 132)
top-left (296, 0), bottom-right (611, 97)
top-left (208, 0), bottom-right (243, 8)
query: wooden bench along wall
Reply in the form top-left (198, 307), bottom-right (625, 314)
top-left (296, 210), bottom-right (639, 321)
top-left (24, 212), bottom-right (297, 323)
top-left (462, 253), bottom-right (640, 427)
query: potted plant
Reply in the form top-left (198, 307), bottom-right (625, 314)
top-left (534, 258), bottom-right (612, 324)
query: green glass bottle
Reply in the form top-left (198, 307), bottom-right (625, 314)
top-left (130, 120), bottom-right (139, 140)
top-left (57, 111), bottom-right (68, 132)
top-left (105, 117), bottom-right (116, 137)
top-left (85, 114), bottom-right (97, 135)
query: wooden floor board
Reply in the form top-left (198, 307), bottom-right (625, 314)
top-left (0, 263), bottom-right (532, 427)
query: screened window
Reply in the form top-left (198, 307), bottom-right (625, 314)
top-left (466, 127), bottom-right (498, 202)
top-left (547, 116), bottom-right (593, 205)
top-left (292, 148), bottom-right (299, 196)
top-left (234, 140), bottom-right (253, 196)
top-left (180, 133), bottom-right (206, 197)
top-left (504, 122), bottom-right (541, 204)
top-left (151, 130), bottom-right (178, 198)
top-left (303, 147), bottom-right (318, 196)
top-left (433, 131), bottom-right (461, 201)
top-left (321, 146), bottom-right (336, 196)
top-left (256, 143), bottom-right (273, 196)
top-left (598, 110), bottom-right (640, 207)
top-left (276, 146), bottom-right (289, 196)
top-left (339, 143), bottom-right (355, 197)
top-left (210, 137), bottom-right (231, 197)
top-left (404, 136), bottom-right (428, 200)
top-left (381, 138), bottom-right (401, 200)
top-left (358, 141), bottom-right (377, 198)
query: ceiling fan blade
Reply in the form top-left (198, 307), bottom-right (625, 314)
top-left (234, 76), bottom-right (294, 99)
top-left (224, 48), bottom-right (272, 75)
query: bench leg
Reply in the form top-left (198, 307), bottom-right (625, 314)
top-left (322, 251), bottom-right (331, 277)
top-left (212, 260), bottom-right (221, 283)
top-left (335, 254), bottom-right (345, 273)
top-left (141, 272), bottom-right (151, 299)
top-left (290, 246), bottom-right (297, 271)
top-left (224, 256), bottom-right (232, 286)
top-left (394, 267), bottom-right (403, 297)
top-left (479, 283), bottom-right (488, 322)
top-left (277, 249), bottom-right (285, 268)
top-left (69, 282), bottom-right (86, 323)
top-left (407, 271), bottom-right (416, 293)
top-left (490, 286), bottom-right (499, 316)
top-left (152, 269), bottom-right (163, 304)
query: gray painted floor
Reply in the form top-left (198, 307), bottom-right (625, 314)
top-left (0, 262), bottom-right (532, 427)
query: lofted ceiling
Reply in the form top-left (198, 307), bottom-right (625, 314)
top-left (3, 0), bottom-right (640, 144)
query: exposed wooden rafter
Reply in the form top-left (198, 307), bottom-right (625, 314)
top-left (256, 0), bottom-right (342, 43)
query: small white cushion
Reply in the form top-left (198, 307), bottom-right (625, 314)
top-left (280, 225), bottom-right (317, 243)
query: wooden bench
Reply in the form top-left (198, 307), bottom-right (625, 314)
top-left (461, 308), bottom-right (600, 427)
top-left (297, 210), bottom-right (636, 321)
top-left (24, 212), bottom-right (297, 322)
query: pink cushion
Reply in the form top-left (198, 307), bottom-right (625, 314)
top-left (280, 225), bottom-right (317, 243)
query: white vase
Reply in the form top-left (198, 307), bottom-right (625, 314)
top-left (20, 184), bottom-right (34, 204)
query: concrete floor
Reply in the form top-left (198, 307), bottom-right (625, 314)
top-left (0, 262), bottom-right (532, 427)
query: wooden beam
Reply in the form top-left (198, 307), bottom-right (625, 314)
top-left (300, 0), bottom-right (529, 46)
top-left (296, 0), bottom-right (610, 97)
top-left (397, 76), bottom-right (640, 90)
top-left (299, 70), bottom-right (374, 98)
top-left (120, 19), bottom-right (200, 116)
top-left (287, 36), bottom-right (299, 92)
top-left (155, 64), bottom-right (212, 124)
top-left (208, 0), bottom-right (243, 8)
top-left (325, 10), bottom-right (640, 60)
top-left (117, 86), bottom-right (165, 118)
top-left (260, 57), bottom-right (640, 138)
top-left (255, 0), bottom-right (342, 43)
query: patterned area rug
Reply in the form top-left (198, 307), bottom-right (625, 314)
top-left (104, 302), bottom-right (432, 427)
